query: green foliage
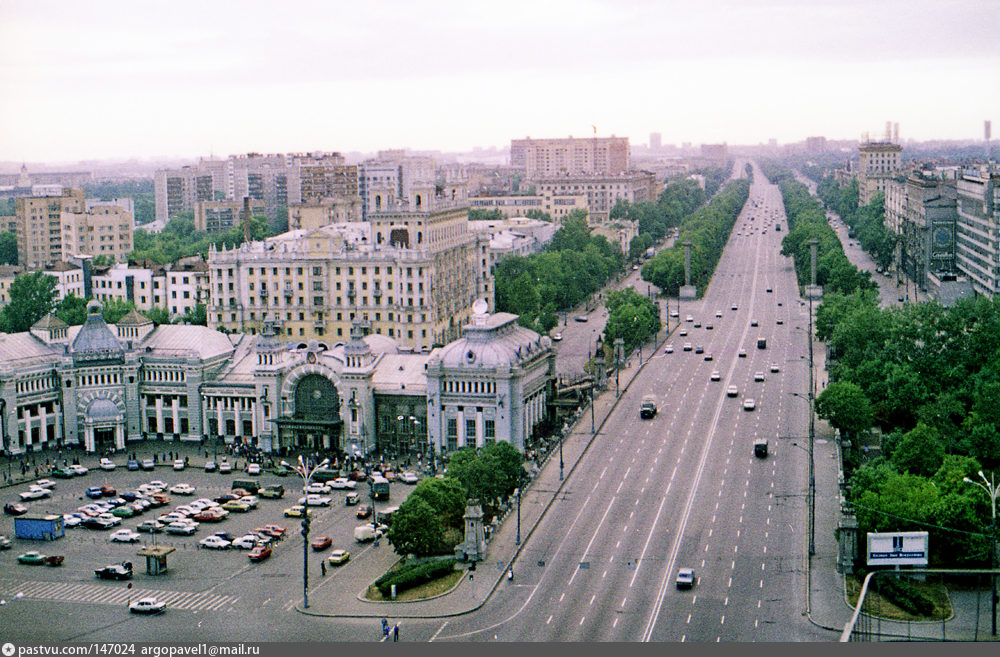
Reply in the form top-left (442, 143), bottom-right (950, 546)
top-left (642, 179), bottom-right (750, 295)
top-left (177, 303), bottom-right (206, 326)
top-left (100, 298), bottom-right (136, 324)
top-left (628, 234), bottom-right (654, 261)
top-left (0, 272), bottom-right (57, 333)
top-left (469, 208), bottom-right (504, 222)
top-left (889, 423), bottom-right (944, 477)
top-left (386, 497), bottom-right (449, 557)
top-left (817, 177), bottom-right (896, 270)
top-left (406, 477), bottom-right (467, 529)
top-left (444, 442), bottom-right (525, 522)
top-left (55, 294), bottom-right (89, 326)
top-left (144, 306), bottom-right (172, 326)
top-left (814, 381), bottom-right (873, 439)
top-left (873, 576), bottom-right (938, 616)
top-left (374, 558), bottom-right (457, 596)
top-left (0, 230), bottom-right (17, 265)
top-left (603, 287), bottom-right (661, 353)
top-left (91, 255), bottom-right (113, 267)
top-left (83, 179), bottom-right (155, 225)
top-left (130, 212), bottom-right (278, 265)
top-left (523, 209), bottom-right (552, 222)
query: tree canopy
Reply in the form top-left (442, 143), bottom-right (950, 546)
top-left (0, 272), bottom-right (57, 333)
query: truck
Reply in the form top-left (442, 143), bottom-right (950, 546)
top-left (14, 514), bottom-right (65, 541)
top-left (353, 524), bottom-right (384, 543)
top-left (643, 247), bottom-right (656, 260)
top-left (639, 395), bottom-right (657, 419)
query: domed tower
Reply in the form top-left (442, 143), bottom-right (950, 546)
top-left (254, 317), bottom-right (283, 366)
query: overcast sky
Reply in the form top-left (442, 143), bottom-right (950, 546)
top-left (1, 0), bottom-right (998, 163)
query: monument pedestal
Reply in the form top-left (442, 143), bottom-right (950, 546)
top-left (679, 285), bottom-right (697, 300)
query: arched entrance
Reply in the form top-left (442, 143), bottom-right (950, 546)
top-left (276, 373), bottom-right (343, 452)
top-left (83, 397), bottom-right (125, 454)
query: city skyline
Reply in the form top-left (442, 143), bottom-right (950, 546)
top-left (1, 0), bottom-right (998, 163)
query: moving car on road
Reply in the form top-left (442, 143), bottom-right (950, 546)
top-left (676, 567), bottom-right (695, 589)
top-left (310, 535), bottom-right (333, 551)
top-left (110, 529), bottom-right (142, 543)
top-left (328, 549), bottom-right (350, 565)
top-left (95, 562), bottom-right (133, 580)
top-left (129, 598), bottom-right (165, 614)
top-left (248, 545), bottom-right (272, 562)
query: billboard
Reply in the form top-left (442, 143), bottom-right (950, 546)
top-left (866, 531), bottom-right (929, 566)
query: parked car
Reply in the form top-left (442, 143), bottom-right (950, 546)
top-left (329, 478), bottom-right (356, 490)
top-left (303, 482), bottom-right (331, 495)
top-left (34, 479), bottom-right (56, 489)
top-left (261, 524), bottom-right (286, 538)
top-left (51, 467), bottom-right (74, 479)
top-left (166, 522), bottom-right (197, 535)
top-left (141, 459), bottom-right (155, 471)
top-left (172, 460), bottom-right (185, 471)
top-left (85, 486), bottom-right (104, 499)
top-left (399, 471), bottom-right (419, 485)
top-left (199, 535), bottom-right (231, 550)
top-left (127, 459), bottom-right (140, 471)
top-left (95, 562), bottom-right (133, 580)
top-left (283, 505), bottom-right (309, 518)
top-left (246, 463), bottom-right (261, 475)
top-left (248, 545), bottom-right (272, 562)
top-left (19, 486), bottom-right (51, 501)
top-left (18, 551), bottom-right (48, 565)
top-left (259, 485), bottom-right (285, 499)
top-left (129, 597), bottom-right (165, 614)
top-left (231, 535), bottom-right (259, 550)
top-left (137, 520), bottom-right (165, 533)
top-left (204, 461), bottom-right (217, 473)
top-left (298, 495), bottom-right (331, 507)
top-left (5, 502), bottom-right (29, 516)
top-left (169, 483), bottom-right (195, 495)
top-left (100, 485), bottom-right (116, 496)
top-left (0, 535), bottom-right (11, 549)
top-left (62, 514), bottom-right (82, 528)
top-left (67, 464), bottom-right (89, 476)
top-left (110, 529), bottom-right (142, 543)
top-left (99, 458), bottom-right (116, 471)
top-left (221, 500), bottom-right (252, 513)
top-left (345, 492), bottom-right (360, 506)
top-left (218, 462), bottom-right (233, 474)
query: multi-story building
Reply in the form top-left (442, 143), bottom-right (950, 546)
top-left (469, 191), bottom-right (588, 221)
top-left (884, 172), bottom-right (958, 290)
top-left (207, 184), bottom-right (491, 350)
top-left (0, 264), bottom-right (23, 308)
top-left (533, 171), bottom-right (657, 223)
top-left (15, 189), bottom-right (86, 269)
top-left (154, 163), bottom-right (224, 224)
top-left (226, 153), bottom-right (289, 221)
top-left (954, 167), bottom-right (1000, 296)
top-left (193, 199), bottom-right (266, 233)
top-left (857, 141), bottom-right (903, 206)
top-left (287, 198), bottom-right (363, 230)
top-left (60, 204), bottom-right (134, 264)
top-left (511, 136), bottom-right (630, 178)
top-left (467, 217), bottom-right (558, 262)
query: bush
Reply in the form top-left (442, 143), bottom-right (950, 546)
top-left (875, 575), bottom-right (937, 616)
top-left (375, 558), bottom-right (458, 597)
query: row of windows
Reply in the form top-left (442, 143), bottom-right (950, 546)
top-left (16, 400), bottom-right (58, 418)
top-left (443, 380), bottom-right (496, 394)
top-left (204, 397), bottom-right (255, 411)
top-left (79, 373), bottom-right (121, 387)
top-left (141, 394), bottom-right (188, 408)
top-left (143, 369), bottom-right (185, 383)
top-left (16, 375), bottom-right (59, 394)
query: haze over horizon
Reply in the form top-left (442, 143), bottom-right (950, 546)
top-left (1, 0), bottom-right (998, 163)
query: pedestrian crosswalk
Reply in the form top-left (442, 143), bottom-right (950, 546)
top-left (0, 579), bottom-right (238, 611)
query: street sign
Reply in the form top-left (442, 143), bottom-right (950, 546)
top-left (866, 531), bottom-right (929, 566)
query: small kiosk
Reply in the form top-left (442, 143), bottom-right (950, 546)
top-left (136, 545), bottom-right (175, 576)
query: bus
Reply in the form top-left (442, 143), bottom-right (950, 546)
top-left (370, 475), bottom-right (390, 501)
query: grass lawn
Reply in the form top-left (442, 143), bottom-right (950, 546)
top-left (846, 575), bottom-right (952, 622)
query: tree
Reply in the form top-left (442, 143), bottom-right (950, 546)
top-left (406, 477), bottom-right (467, 529)
top-left (0, 230), bottom-right (17, 265)
top-left (480, 441), bottom-right (524, 500)
top-left (178, 303), bottom-right (206, 326)
top-left (0, 272), bottom-right (56, 333)
top-left (91, 255), bottom-right (113, 267)
top-left (55, 294), bottom-right (89, 326)
top-left (144, 306), bottom-right (171, 326)
top-left (890, 423), bottom-right (944, 477)
top-left (387, 497), bottom-right (447, 556)
top-left (815, 381), bottom-right (873, 440)
top-left (100, 298), bottom-right (136, 324)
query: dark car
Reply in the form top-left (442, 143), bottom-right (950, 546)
top-left (214, 493), bottom-right (240, 504)
top-left (100, 485), bottom-right (116, 497)
top-left (211, 531), bottom-right (236, 542)
top-left (121, 491), bottom-right (139, 502)
top-left (85, 486), bottom-right (104, 499)
top-left (694, 346), bottom-right (704, 354)
top-left (4, 502), bottom-right (28, 516)
top-left (95, 562), bottom-right (133, 581)
top-left (126, 459), bottom-right (140, 471)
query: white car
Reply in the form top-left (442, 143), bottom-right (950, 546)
top-left (67, 464), bottom-right (89, 475)
top-left (62, 514), bottom-right (82, 528)
top-left (715, 311), bottom-right (723, 318)
top-left (676, 567), bottom-right (695, 590)
top-left (34, 479), bottom-right (56, 489)
top-left (169, 483), bottom-right (195, 495)
top-left (298, 495), bottom-right (332, 507)
top-left (743, 399), bottom-right (756, 411)
top-left (727, 385), bottom-right (739, 397)
top-left (710, 371), bottom-right (721, 381)
top-left (685, 315), bottom-right (694, 322)
top-left (400, 471), bottom-right (419, 485)
top-left (218, 462), bottom-right (233, 474)
top-left (246, 463), bottom-right (261, 475)
top-left (231, 535), bottom-right (260, 550)
top-left (166, 522), bottom-right (198, 535)
top-left (110, 529), bottom-right (142, 543)
top-left (330, 478), bottom-right (356, 490)
top-left (303, 482), bottom-right (331, 495)
top-left (238, 495), bottom-right (259, 509)
top-left (157, 512), bottom-right (186, 524)
top-left (664, 344), bottom-right (674, 354)
top-left (172, 459), bottom-right (185, 471)
top-left (194, 498), bottom-right (219, 509)
top-left (770, 363), bottom-right (780, 373)
top-left (129, 597), bottom-right (165, 614)
top-left (97, 513), bottom-right (122, 526)
top-left (148, 480), bottom-right (167, 489)
top-left (99, 458), bottom-right (116, 471)
top-left (199, 535), bottom-right (231, 550)
top-left (754, 372), bottom-right (765, 382)
top-left (19, 486), bottom-right (51, 501)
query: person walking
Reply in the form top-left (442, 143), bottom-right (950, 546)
top-left (320, 561), bottom-right (326, 576)
top-left (381, 618), bottom-right (389, 639)
top-left (392, 624), bottom-right (399, 642)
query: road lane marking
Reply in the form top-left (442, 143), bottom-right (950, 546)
top-left (546, 616), bottom-right (552, 625)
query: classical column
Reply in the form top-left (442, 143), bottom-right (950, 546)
top-left (171, 397), bottom-right (180, 437)
top-left (234, 399), bottom-right (242, 439)
top-left (115, 423), bottom-right (125, 450)
top-left (155, 397), bottom-right (164, 435)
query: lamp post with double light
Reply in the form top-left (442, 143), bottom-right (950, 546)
top-left (280, 455), bottom-right (329, 610)
top-left (963, 470), bottom-right (999, 636)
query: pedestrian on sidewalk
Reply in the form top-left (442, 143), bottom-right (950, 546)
top-left (381, 618), bottom-right (389, 638)
top-left (392, 624), bottom-right (399, 642)
top-left (320, 561), bottom-right (326, 576)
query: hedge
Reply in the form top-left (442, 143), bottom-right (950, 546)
top-left (375, 558), bottom-right (458, 597)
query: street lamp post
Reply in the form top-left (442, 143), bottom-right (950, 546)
top-left (964, 470), bottom-right (999, 636)
top-left (280, 455), bottom-right (329, 610)
top-left (807, 288), bottom-right (815, 557)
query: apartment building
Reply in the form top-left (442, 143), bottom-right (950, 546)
top-left (154, 163), bottom-right (224, 224)
top-left (15, 188), bottom-right (86, 269)
top-left (954, 167), bottom-right (1000, 296)
top-left (469, 191), bottom-right (588, 221)
top-left (884, 172), bottom-right (958, 290)
top-left (857, 141), bottom-right (903, 206)
top-left (511, 136), bottom-right (630, 178)
top-left (193, 199), bottom-right (267, 233)
top-left (60, 204), bottom-right (134, 264)
top-left (533, 171), bottom-right (657, 223)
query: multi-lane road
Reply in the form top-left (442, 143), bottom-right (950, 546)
top-left (428, 163), bottom-right (826, 641)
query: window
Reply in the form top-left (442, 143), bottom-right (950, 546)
top-left (447, 418), bottom-right (458, 451)
top-left (466, 418), bottom-right (476, 442)
top-left (484, 419), bottom-right (495, 439)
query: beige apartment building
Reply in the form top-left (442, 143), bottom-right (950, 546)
top-left (194, 199), bottom-right (266, 233)
top-left (469, 191), bottom-right (588, 221)
top-left (15, 189), bottom-right (86, 269)
top-left (533, 171), bottom-right (657, 223)
top-left (857, 141), bottom-right (902, 206)
top-left (511, 136), bottom-right (630, 178)
top-left (288, 198), bottom-right (363, 231)
top-left (207, 184), bottom-right (491, 350)
top-left (60, 205), bottom-right (134, 264)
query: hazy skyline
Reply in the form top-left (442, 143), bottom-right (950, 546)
top-left (1, 0), bottom-right (998, 163)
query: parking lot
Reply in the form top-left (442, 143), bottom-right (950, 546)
top-left (1, 448), bottom-right (418, 606)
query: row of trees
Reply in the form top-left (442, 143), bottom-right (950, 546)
top-left (603, 287), bottom-right (660, 355)
top-left (386, 442), bottom-right (524, 557)
top-left (816, 177), bottom-right (896, 271)
top-left (493, 212), bottom-right (623, 333)
top-left (640, 179), bottom-right (750, 295)
top-left (0, 271), bottom-right (202, 334)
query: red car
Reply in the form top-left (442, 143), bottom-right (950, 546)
top-left (193, 510), bottom-right (225, 523)
top-left (262, 524), bottom-right (286, 538)
top-left (310, 535), bottom-right (332, 551)
top-left (348, 470), bottom-right (367, 482)
top-left (248, 545), bottom-right (271, 562)
top-left (4, 502), bottom-right (28, 516)
top-left (99, 485), bottom-right (116, 496)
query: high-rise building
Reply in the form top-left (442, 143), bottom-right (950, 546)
top-left (60, 204), bottom-right (134, 264)
top-left (15, 189), bottom-right (86, 269)
top-left (649, 133), bottom-right (662, 151)
top-left (193, 199), bottom-right (267, 233)
top-left (510, 136), bottom-right (630, 178)
top-left (857, 141), bottom-right (902, 206)
top-left (954, 167), bottom-right (1000, 295)
top-left (533, 171), bottom-right (656, 223)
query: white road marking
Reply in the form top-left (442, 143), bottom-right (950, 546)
top-left (430, 622), bottom-right (449, 641)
